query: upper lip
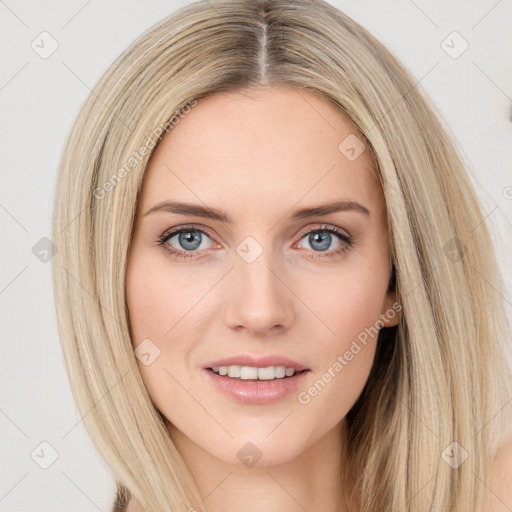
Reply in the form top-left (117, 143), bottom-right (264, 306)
top-left (203, 354), bottom-right (310, 372)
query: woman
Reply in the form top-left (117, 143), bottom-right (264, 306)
top-left (51, 1), bottom-right (512, 511)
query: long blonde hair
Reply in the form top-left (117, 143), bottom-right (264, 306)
top-left (51, 1), bottom-right (512, 510)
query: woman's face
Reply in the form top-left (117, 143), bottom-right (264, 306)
top-left (125, 85), bottom-right (399, 467)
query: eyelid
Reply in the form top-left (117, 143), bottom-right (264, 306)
top-left (294, 223), bottom-right (351, 241)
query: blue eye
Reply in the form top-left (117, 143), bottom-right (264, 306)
top-left (156, 225), bottom-right (214, 260)
top-left (156, 224), bottom-right (353, 261)
top-left (170, 230), bottom-right (206, 251)
top-left (298, 228), bottom-right (350, 253)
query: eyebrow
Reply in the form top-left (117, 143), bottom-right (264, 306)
top-left (143, 199), bottom-right (371, 222)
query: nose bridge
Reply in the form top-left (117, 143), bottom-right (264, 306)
top-left (224, 239), bottom-right (293, 333)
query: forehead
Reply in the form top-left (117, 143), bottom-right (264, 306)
top-left (137, 85), bottom-right (383, 217)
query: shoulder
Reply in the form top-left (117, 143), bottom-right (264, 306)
top-left (485, 432), bottom-right (512, 511)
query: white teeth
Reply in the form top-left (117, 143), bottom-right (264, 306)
top-left (257, 366), bottom-right (275, 380)
top-left (211, 365), bottom-right (298, 380)
top-left (275, 366), bottom-right (286, 378)
top-left (227, 365), bottom-right (241, 378)
top-left (242, 366), bottom-right (258, 379)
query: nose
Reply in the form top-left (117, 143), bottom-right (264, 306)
top-left (223, 249), bottom-right (294, 336)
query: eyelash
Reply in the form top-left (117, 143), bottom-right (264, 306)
top-left (154, 224), bottom-right (354, 261)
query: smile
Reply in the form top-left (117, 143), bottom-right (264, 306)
top-left (210, 365), bottom-right (302, 380)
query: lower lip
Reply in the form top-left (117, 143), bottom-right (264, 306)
top-left (202, 368), bottom-right (311, 404)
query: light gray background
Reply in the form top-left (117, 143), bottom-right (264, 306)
top-left (1, 0), bottom-right (511, 510)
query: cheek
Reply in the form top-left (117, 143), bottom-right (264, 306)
top-left (125, 265), bottom-right (189, 418)
top-left (125, 252), bottom-right (209, 407)
top-left (294, 259), bottom-right (388, 412)
top-left (297, 290), bottom-right (380, 424)
top-left (298, 257), bottom-right (389, 349)
top-left (125, 249), bottom-right (209, 341)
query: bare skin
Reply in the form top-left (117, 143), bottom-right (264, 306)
top-left (486, 432), bottom-right (512, 511)
top-left (125, 83), bottom-right (402, 512)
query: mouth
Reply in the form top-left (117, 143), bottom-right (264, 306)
top-left (207, 366), bottom-right (309, 381)
top-left (202, 365), bottom-right (311, 404)
top-left (203, 354), bottom-right (310, 375)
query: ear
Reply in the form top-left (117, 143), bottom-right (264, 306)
top-left (379, 264), bottom-right (401, 328)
